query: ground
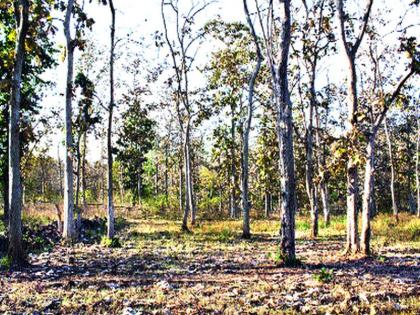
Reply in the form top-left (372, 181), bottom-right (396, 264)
top-left (0, 212), bottom-right (419, 314)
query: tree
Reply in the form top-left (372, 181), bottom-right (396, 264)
top-left (205, 20), bottom-right (252, 219)
top-left (253, 0), bottom-right (297, 262)
top-left (116, 91), bottom-right (156, 205)
top-left (62, 0), bottom-right (94, 241)
top-left (0, 0), bottom-right (56, 226)
top-left (242, 0), bottom-right (263, 238)
top-left (359, 33), bottom-right (419, 255)
top-left (295, 0), bottom-right (335, 237)
top-left (106, 0), bottom-right (116, 239)
top-left (7, 0), bottom-right (30, 266)
top-left (161, 0), bottom-right (213, 231)
top-left (336, 0), bottom-right (374, 254)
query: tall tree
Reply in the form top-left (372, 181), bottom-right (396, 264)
top-left (161, 0), bottom-right (212, 231)
top-left (106, 0), bottom-right (116, 238)
top-left (253, 0), bottom-right (297, 261)
top-left (360, 34), bottom-right (418, 255)
top-left (336, 0), bottom-right (374, 254)
top-left (62, 0), bottom-right (76, 241)
top-left (242, 0), bottom-right (263, 238)
top-left (7, 0), bottom-right (29, 266)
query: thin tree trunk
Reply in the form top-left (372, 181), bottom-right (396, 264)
top-left (264, 192), bottom-right (271, 218)
top-left (179, 156), bottom-right (183, 216)
top-left (81, 132), bottom-right (87, 209)
top-left (106, 0), bottom-right (116, 239)
top-left (63, 0), bottom-right (76, 241)
top-left (182, 130), bottom-right (190, 231)
top-left (361, 135), bottom-right (375, 256)
top-left (185, 126), bottom-right (196, 226)
top-left (57, 143), bottom-right (63, 198)
top-left (75, 135), bottom-right (82, 231)
top-left (8, 0), bottom-right (29, 266)
top-left (385, 119), bottom-right (398, 217)
top-left (155, 163), bottom-right (159, 195)
top-left (242, 0), bottom-right (262, 239)
top-left (137, 171), bottom-right (142, 205)
top-left (416, 110), bottom-right (420, 217)
top-left (230, 112), bottom-right (238, 219)
top-left (315, 106), bottom-right (330, 226)
top-left (2, 110), bottom-right (9, 225)
top-left (165, 143), bottom-right (169, 203)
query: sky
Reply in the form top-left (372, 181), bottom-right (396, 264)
top-left (39, 0), bottom-right (420, 163)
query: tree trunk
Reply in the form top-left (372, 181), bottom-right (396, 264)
top-left (230, 113), bottom-right (238, 219)
top-left (274, 0), bottom-right (296, 262)
top-left (305, 101), bottom-right (318, 238)
top-left (155, 163), bottom-right (159, 195)
top-left (165, 144), bottom-right (169, 203)
top-left (344, 61), bottom-right (360, 255)
top-left (2, 111), bottom-right (9, 225)
top-left (57, 143), bottom-right (63, 198)
top-left (8, 0), bottom-right (29, 266)
top-left (63, 0), bottom-right (76, 242)
top-left (416, 111), bottom-right (420, 217)
top-left (106, 0), bottom-right (116, 239)
top-left (182, 129), bottom-right (190, 231)
top-left (185, 126), bottom-right (196, 226)
top-left (361, 135), bottom-right (375, 256)
top-left (178, 156), bottom-right (183, 216)
top-left (241, 107), bottom-right (252, 239)
top-left (81, 132), bottom-right (87, 209)
top-left (75, 134), bottom-right (82, 232)
top-left (385, 119), bottom-right (398, 217)
top-left (137, 171), bottom-right (142, 205)
top-left (264, 192), bottom-right (271, 218)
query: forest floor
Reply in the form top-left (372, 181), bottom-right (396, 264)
top-left (0, 211), bottom-right (419, 314)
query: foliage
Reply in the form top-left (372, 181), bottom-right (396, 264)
top-left (313, 267), bottom-right (334, 283)
top-left (100, 236), bottom-right (121, 248)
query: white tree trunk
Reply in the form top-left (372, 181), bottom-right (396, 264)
top-left (63, 0), bottom-right (76, 241)
top-left (361, 136), bottom-right (375, 256)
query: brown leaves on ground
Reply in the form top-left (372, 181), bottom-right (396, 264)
top-left (0, 218), bottom-right (419, 314)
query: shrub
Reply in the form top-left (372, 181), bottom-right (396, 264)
top-left (100, 236), bottom-right (122, 248)
top-left (0, 255), bottom-right (12, 270)
top-left (313, 267), bottom-right (334, 283)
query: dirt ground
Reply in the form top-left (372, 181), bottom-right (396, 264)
top-left (0, 217), bottom-right (419, 314)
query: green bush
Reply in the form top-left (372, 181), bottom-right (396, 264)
top-left (100, 236), bottom-right (122, 248)
top-left (313, 267), bottom-right (334, 283)
top-left (0, 255), bottom-right (12, 270)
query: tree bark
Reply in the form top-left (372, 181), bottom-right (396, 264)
top-left (385, 119), bottom-right (398, 217)
top-left (8, 0), bottom-right (29, 266)
top-left (137, 171), bottom-right (142, 205)
top-left (361, 135), bottom-right (375, 256)
top-left (274, 0), bottom-right (297, 262)
top-left (106, 0), bottom-right (116, 239)
top-left (230, 112), bottom-right (239, 219)
top-left (336, 0), bottom-right (374, 254)
top-left (63, 0), bottom-right (76, 242)
top-left (315, 106), bottom-right (330, 225)
top-left (2, 106), bottom-right (9, 226)
top-left (416, 111), bottom-right (420, 217)
top-left (242, 0), bottom-right (262, 239)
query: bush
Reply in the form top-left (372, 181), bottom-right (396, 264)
top-left (100, 236), bottom-right (122, 248)
top-left (313, 267), bottom-right (334, 283)
top-left (0, 255), bottom-right (12, 271)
